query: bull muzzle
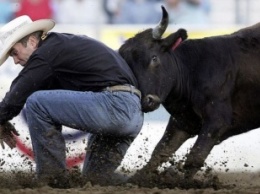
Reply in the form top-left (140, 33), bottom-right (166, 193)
top-left (141, 94), bottom-right (161, 112)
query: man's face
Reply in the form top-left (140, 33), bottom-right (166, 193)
top-left (9, 36), bottom-right (38, 67)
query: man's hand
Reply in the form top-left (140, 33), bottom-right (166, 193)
top-left (0, 121), bottom-right (19, 149)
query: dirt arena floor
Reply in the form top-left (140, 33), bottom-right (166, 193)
top-left (0, 169), bottom-right (260, 194)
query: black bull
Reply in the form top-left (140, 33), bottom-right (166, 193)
top-left (119, 6), bottom-right (260, 178)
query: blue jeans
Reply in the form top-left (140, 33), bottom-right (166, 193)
top-left (25, 89), bottom-right (143, 185)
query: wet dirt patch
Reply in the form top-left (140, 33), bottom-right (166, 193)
top-left (0, 170), bottom-right (260, 194)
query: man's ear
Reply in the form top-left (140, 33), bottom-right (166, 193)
top-left (28, 35), bottom-right (39, 48)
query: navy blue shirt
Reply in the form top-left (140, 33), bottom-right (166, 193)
top-left (0, 32), bottom-right (138, 124)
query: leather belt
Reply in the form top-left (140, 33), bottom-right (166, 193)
top-left (103, 85), bottom-right (142, 99)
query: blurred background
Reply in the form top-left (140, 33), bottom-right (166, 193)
top-left (1, 0), bottom-right (260, 175)
top-left (0, 0), bottom-right (259, 26)
top-left (1, 0), bottom-right (259, 49)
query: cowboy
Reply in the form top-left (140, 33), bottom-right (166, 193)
top-left (0, 15), bottom-right (143, 188)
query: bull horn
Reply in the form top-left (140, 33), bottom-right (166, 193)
top-left (152, 6), bottom-right (169, 39)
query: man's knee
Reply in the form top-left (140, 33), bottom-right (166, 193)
top-left (26, 91), bottom-right (45, 113)
top-left (26, 91), bottom-right (39, 106)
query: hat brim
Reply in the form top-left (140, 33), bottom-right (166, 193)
top-left (0, 19), bottom-right (55, 65)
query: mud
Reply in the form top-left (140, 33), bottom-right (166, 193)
top-left (0, 169), bottom-right (260, 194)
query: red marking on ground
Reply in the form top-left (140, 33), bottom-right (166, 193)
top-left (15, 137), bottom-right (85, 168)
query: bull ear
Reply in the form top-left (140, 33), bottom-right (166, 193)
top-left (161, 29), bottom-right (188, 51)
top-left (152, 6), bottom-right (169, 39)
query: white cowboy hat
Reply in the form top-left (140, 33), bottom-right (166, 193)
top-left (0, 15), bottom-right (55, 65)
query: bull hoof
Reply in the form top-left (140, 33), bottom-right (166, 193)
top-left (128, 168), bottom-right (160, 187)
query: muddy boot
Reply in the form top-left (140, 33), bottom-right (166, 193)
top-left (82, 134), bottom-right (134, 186)
top-left (35, 170), bottom-right (71, 189)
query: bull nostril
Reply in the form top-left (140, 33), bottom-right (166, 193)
top-left (147, 97), bottom-right (158, 108)
top-left (142, 94), bottom-right (161, 112)
top-left (147, 96), bottom-right (153, 104)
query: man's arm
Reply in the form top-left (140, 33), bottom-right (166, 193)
top-left (0, 57), bottom-right (54, 124)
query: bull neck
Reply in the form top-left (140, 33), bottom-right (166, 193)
top-left (169, 50), bottom-right (191, 102)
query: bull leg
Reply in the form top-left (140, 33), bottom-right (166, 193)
top-left (144, 118), bottom-right (190, 171)
top-left (129, 116), bottom-right (191, 186)
top-left (183, 131), bottom-right (217, 178)
top-left (183, 102), bottom-right (232, 179)
top-left (133, 114), bottom-right (199, 178)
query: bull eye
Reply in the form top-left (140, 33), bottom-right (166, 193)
top-left (152, 55), bottom-right (157, 62)
top-left (150, 55), bottom-right (160, 69)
